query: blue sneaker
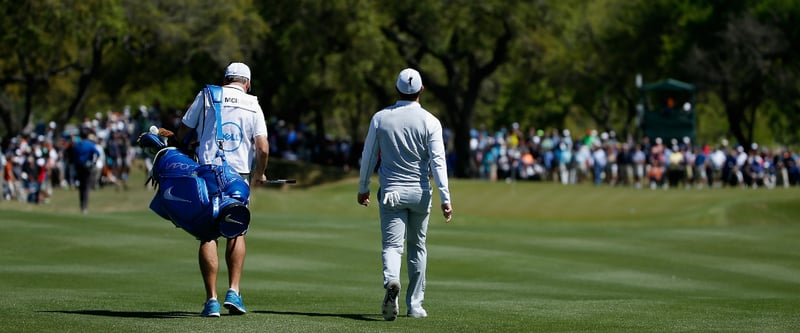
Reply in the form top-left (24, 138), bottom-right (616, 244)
top-left (201, 299), bottom-right (221, 317)
top-left (223, 289), bottom-right (247, 315)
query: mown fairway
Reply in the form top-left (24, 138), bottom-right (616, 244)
top-left (2, 172), bottom-right (800, 332)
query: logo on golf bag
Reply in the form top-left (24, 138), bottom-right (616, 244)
top-left (164, 186), bottom-right (192, 203)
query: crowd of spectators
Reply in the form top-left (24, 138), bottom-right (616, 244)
top-left (1, 109), bottom-right (144, 204)
top-left (0, 105), bottom-right (361, 205)
top-left (466, 123), bottom-right (800, 189)
top-left (3, 107), bottom-right (800, 206)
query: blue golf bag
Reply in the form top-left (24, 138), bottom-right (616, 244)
top-left (141, 139), bottom-right (251, 241)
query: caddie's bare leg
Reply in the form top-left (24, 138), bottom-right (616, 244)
top-left (226, 235), bottom-right (246, 292)
top-left (199, 240), bottom-right (219, 300)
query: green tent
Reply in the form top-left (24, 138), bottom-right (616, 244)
top-left (641, 78), bottom-right (696, 92)
top-left (637, 78), bottom-right (696, 143)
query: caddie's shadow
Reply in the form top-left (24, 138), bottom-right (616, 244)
top-left (43, 309), bottom-right (381, 321)
top-left (254, 310), bottom-right (382, 322)
top-left (42, 310), bottom-right (194, 319)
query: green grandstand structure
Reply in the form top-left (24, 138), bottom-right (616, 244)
top-left (636, 78), bottom-right (697, 143)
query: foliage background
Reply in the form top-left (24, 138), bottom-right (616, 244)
top-left (2, 0), bottom-right (799, 176)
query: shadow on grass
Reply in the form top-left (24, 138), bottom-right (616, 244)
top-left (41, 310), bottom-right (194, 319)
top-left (254, 310), bottom-right (382, 321)
top-left (44, 309), bottom-right (381, 321)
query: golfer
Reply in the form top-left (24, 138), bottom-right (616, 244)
top-left (357, 68), bottom-right (453, 321)
top-left (176, 62), bottom-right (269, 317)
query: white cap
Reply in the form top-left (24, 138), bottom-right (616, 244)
top-left (225, 62), bottom-right (251, 80)
top-left (396, 68), bottom-right (423, 94)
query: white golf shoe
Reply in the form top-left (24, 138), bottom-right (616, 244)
top-left (382, 280), bottom-right (400, 321)
top-left (408, 307), bottom-right (427, 318)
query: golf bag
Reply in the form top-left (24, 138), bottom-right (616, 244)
top-left (146, 146), bottom-right (251, 240)
top-left (137, 85), bottom-right (252, 240)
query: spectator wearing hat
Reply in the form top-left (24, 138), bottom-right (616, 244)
top-left (591, 141), bottom-right (607, 186)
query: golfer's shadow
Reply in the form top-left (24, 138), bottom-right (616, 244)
top-left (41, 310), bottom-right (194, 319)
top-left (254, 310), bottom-right (381, 321)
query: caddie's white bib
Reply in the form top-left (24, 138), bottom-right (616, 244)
top-left (182, 85), bottom-right (268, 174)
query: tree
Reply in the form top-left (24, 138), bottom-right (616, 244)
top-left (682, 12), bottom-right (789, 147)
top-left (540, 0), bottom-right (702, 139)
top-left (0, 0), bottom-right (268, 137)
top-left (254, 0), bottom-right (398, 163)
top-left (752, 0), bottom-right (800, 146)
top-left (380, 1), bottom-right (540, 178)
top-left (0, 1), bottom-right (126, 136)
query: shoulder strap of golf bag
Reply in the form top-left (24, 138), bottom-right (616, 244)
top-left (204, 84), bottom-right (227, 165)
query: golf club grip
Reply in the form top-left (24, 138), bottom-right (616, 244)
top-left (266, 179), bottom-right (297, 184)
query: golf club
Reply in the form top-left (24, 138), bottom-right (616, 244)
top-left (265, 179), bottom-right (297, 184)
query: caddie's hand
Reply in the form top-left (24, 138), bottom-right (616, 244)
top-left (357, 192), bottom-right (370, 207)
top-left (441, 203), bottom-right (453, 222)
top-left (252, 174), bottom-right (267, 185)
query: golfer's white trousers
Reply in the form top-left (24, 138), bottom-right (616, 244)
top-left (379, 185), bottom-right (432, 311)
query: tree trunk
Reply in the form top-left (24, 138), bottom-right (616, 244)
top-left (0, 104), bottom-right (19, 137)
top-left (725, 104), bottom-right (748, 148)
top-left (450, 114), bottom-right (474, 178)
top-left (57, 40), bottom-right (104, 126)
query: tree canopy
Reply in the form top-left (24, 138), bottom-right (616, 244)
top-left (2, 0), bottom-right (798, 177)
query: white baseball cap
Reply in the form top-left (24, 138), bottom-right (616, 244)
top-left (396, 68), bottom-right (423, 94)
top-left (225, 62), bottom-right (251, 80)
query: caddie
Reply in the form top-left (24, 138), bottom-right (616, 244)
top-left (175, 62), bottom-right (270, 317)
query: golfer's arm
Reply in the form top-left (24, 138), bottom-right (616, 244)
top-left (428, 122), bottom-right (451, 204)
top-left (358, 121), bottom-right (380, 194)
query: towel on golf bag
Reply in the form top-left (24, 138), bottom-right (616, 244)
top-left (148, 147), bottom-right (251, 241)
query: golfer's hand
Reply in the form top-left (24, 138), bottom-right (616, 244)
top-left (441, 203), bottom-right (453, 222)
top-left (357, 192), bottom-right (370, 206)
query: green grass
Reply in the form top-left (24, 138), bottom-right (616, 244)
top-left (2, 170), bottom-right (800, 332)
